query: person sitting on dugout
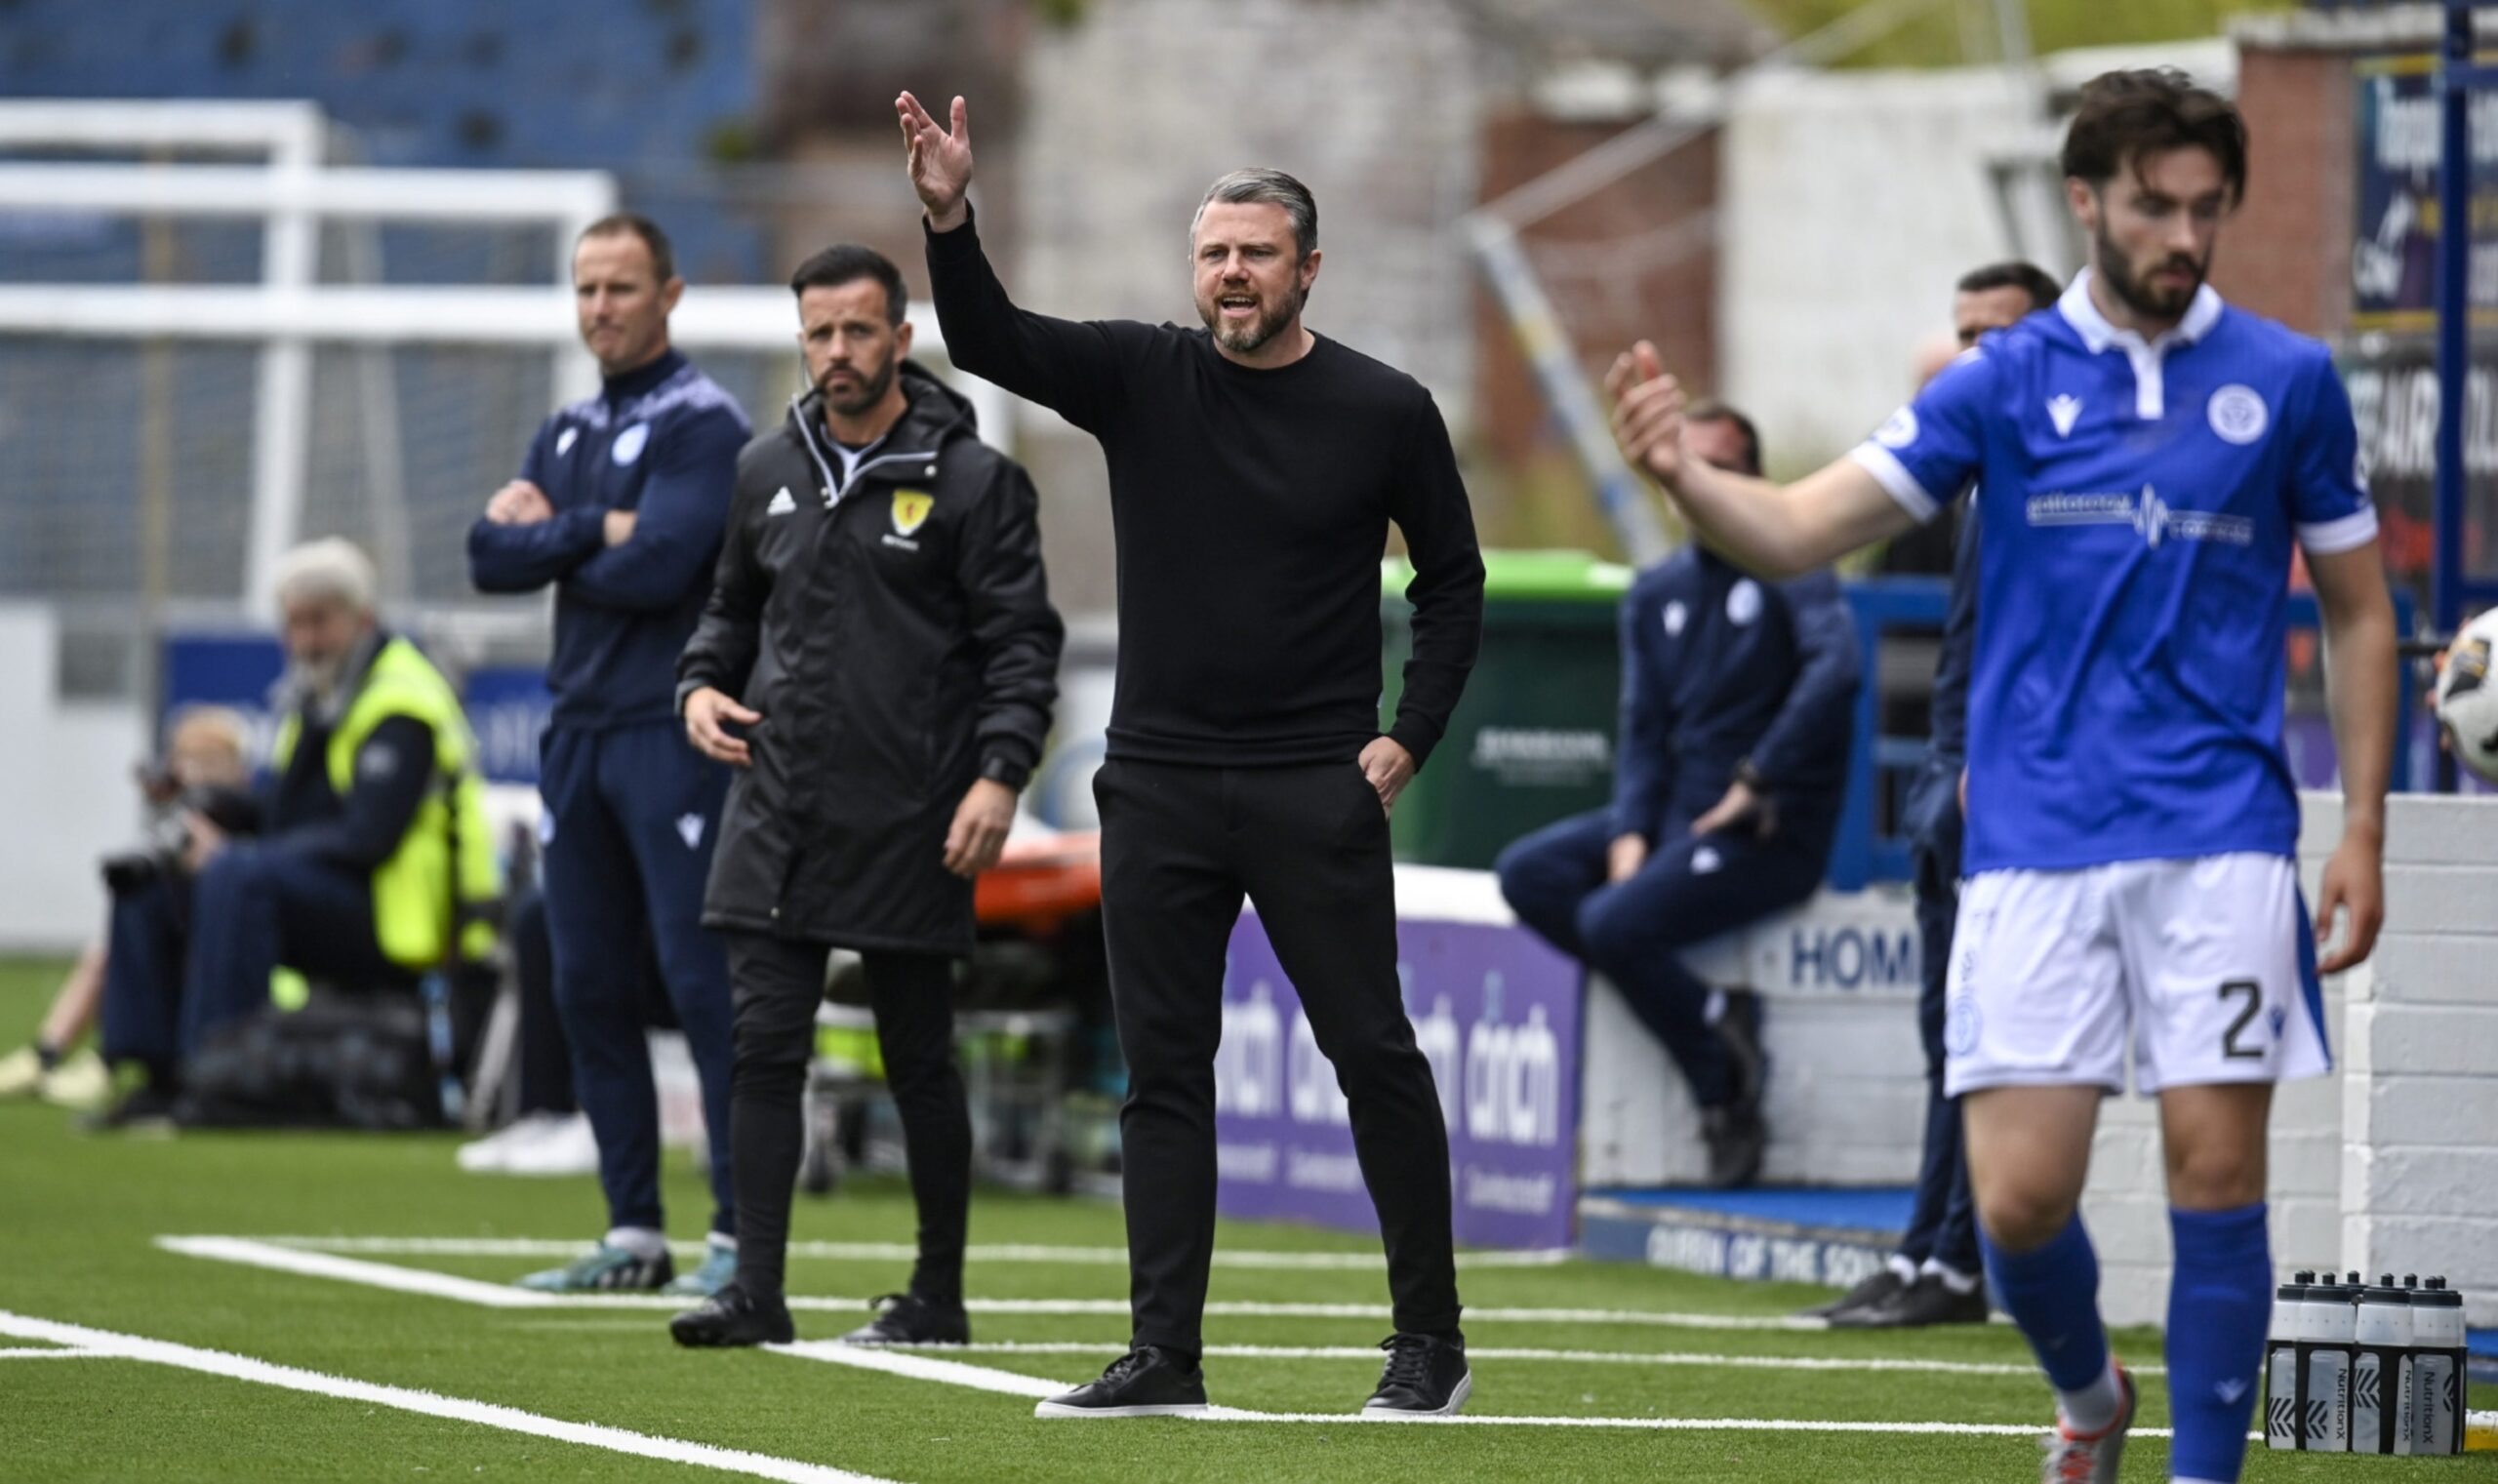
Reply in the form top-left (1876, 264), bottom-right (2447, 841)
top-left (94, 538), bottom-right (499, 1126)
top-left (1496, 402), bottom-right (1858, 1188)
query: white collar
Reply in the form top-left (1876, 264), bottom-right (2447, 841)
top-left (2056, 266), bottom-right (2224, 356)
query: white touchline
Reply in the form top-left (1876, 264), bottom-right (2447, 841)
top-left (157, 1236), bottom-right (562, 1308)
top-left (0, 1346), bottom-right (106, 1359)
top-left (249, 1235), bottom-right (1571, 1271)
top-left (868, 1342), bottom-right (2165, 1380)
top-left (775, 1342), bottom-right (2209, 1438)
top-left (0, 1310), bottom-right (897, 1484)
top-left (159, 1238), bottom-right (1823, 1329)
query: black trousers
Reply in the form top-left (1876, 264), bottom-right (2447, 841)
top-left (1094, 757), bottom-right (1462, 1355)
top-left (723, 933), bottom-right (969, 1302)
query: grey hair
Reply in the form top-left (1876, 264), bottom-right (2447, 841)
top-left (273, 537), bottom-right (379, 614)
top-left (1189, 168), bottom-right (1318, 259)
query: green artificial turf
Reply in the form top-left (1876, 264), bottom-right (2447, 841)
top-left (0, 958), bottom-right (2482, 1482)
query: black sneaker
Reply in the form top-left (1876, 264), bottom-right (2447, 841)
top-left (840, 1292), bottom-right (969, 1345)
top-left (1715, 988), bottom-right (1769, 1106)
top-left (669, 1284), bottom-right (795, 1348)
top-left (1831, 1273), bottom-right (1991, 1329)
top-left (1799, 1265), bottom-right (1909, 1320)
top-left (1363, 1332), bottom-right (1471, 1416)
top-left (83, 1082), bottom-right (181, 1133)
top-left (1700, 1103), bottom-right (1767, 1188)
top-left (1032, 1346), bottom-right (1208, 1419)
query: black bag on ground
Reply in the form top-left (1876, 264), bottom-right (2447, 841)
top-left (174, 991), bottom-right (442, 1131)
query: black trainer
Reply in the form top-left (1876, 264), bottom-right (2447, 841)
top-left (1363, 1332), bottom-right (1471, 1416)
top-left (1799, 1265), bottom-right (1908, 1320)
top-left (1700, 1103), bottom-right (1767, 1188)
top-left (1715, 987), bottom-right (1769, 1106)
top-left (1033, 1346), bottom-right (1208, 1419)
top-left (669, 1284), bottom-right (795, 1348)
top-left (840, 1293), bottom-right (970, 1345)
top-left (1831, 1273), bottom-right (1990, 1329)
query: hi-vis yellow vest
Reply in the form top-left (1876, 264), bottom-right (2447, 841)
top-left (271, 637), bottom-right (501, 970)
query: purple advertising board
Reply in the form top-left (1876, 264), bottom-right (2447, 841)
top-left (1216, 907), bottom-right (1581, 1251)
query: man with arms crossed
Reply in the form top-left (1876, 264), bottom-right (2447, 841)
top-left (467, 215), bottom-right (746, 1296)
top-left (899, 92), bottom-right (1486, 1418)
top-left (1610, 71), bottom-right (2394, 1484)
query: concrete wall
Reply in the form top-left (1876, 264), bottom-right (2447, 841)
top-left (1579, 885), bottom-right (1927, 1187)
top-left (2082, 792), bottom-right (2498, 1329)
top-left (0, 606), bottom-right (146, 953)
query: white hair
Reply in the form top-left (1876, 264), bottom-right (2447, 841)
top-left (272, 538), bottom-right (379, 614)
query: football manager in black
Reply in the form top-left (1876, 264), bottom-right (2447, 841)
top-left (899, 92), bottom-right (1487, 1418)
top-left (665, 242), bottom-right (1063, 1350)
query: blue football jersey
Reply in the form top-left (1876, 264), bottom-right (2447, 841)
top-left (1850, 271), bottom-right (2377, 873)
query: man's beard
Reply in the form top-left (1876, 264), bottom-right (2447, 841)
top-left (1198, 284), bottom-right (1306, 354)
top-left (2096, 221), bottom-right (2208, 322)
top-left (816, 353), bottom-right (897, 418)
top-left (280, 654), bottom-right (349, 716)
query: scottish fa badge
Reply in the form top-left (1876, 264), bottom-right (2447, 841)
top-left (891, 489), bottom-right (934, 537)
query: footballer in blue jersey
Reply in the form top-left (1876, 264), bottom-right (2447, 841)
top-left (1606, 70), bottom-right (2397, 1484)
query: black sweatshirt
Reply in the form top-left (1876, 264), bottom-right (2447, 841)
top-left (926, 210), bottom-right (1484, 769)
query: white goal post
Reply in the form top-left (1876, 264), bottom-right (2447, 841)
top-left (0, 100), bottom-right (1004, 631)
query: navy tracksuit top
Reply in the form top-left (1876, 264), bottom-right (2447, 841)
top-left (1608, 546), bottom-right (1860, 846)
top-left (467, 348), bottom-right (749, 730)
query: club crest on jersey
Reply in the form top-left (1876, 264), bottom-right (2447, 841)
top-left (891, 489), bottom-right (934, 537)
top-left (2046, 394), bottom-right (2082, 437)
top-left (612, 421), bottom-right (651, 465)
top-left (2207, 384), bottom-right (2268, 445)
top-left (1726, 579), bottom-right (1762, 625)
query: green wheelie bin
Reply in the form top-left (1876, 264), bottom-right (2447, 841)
top-left (1380, 548), bottom-right (1633, 869)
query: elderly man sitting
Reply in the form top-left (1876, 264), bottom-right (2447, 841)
top-left (95, 539), bottom-right (498, 1126)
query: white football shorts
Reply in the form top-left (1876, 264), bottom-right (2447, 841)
top-left (1942, 852), bottom-right (2331, 1097)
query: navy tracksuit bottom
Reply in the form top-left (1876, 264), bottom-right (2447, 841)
top-left (101, 845), bottom-right (395, 1071)
top-left (1496, 808), bottom-right (1822, 1108)
top-left (1897, 755), bottom-right (1979, 1278)
top-left (539, 720), bottom-right (736, 1237)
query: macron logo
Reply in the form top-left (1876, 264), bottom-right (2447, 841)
top-left (765, 487), bottom-right (796, 516)
top-left (2217, 1377), bottom-right (2250, 1406)
top-left (2047, 394), bottom-right (2082, 438)
top-left (676, 814), bottom-right (706, 850)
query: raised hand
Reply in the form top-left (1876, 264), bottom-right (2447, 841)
top-left (1605, 341), bottom-right (1686, 486)
top-left (896, 91), bottom-right (974, 232)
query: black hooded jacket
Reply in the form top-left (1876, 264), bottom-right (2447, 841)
top-left (677, 362), bottom-right (1063, 953)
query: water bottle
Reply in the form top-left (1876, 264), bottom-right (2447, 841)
top-left (2351, 1272), bottom-right (2411, 1454)
top-left (2265, 1271), bottom-right (2311, 1450)
top-left (2409, 1276), bottom-right (2467, 1456)
top-left (2299, 1270), bottom-right (2356, 1452)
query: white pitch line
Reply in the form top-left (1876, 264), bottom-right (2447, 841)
top-left (248, 1235), bottom-right (1571, 1271)
top-left (0, 1346), bottom-right (106, 1359)
top-left (156, 1236), bottom-right (561, 1308)
top-left (0, 1309), bottom-right (895, 1484)
top-left (869, 1341), bottom-right (2164, 1380)
top-left (776, 1340), bottom-right (2197, 1438)
top-left (161, 1238), bottom-right (1814, 1329)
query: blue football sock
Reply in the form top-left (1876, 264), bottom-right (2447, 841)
top-left (1980, 1213), bottom-right (2112, 1398)
top-left (2165, 1203), bottom-right (2270, 1484)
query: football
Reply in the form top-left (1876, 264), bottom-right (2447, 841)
top-left (2435, 607), bottom-right (2498, 783)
